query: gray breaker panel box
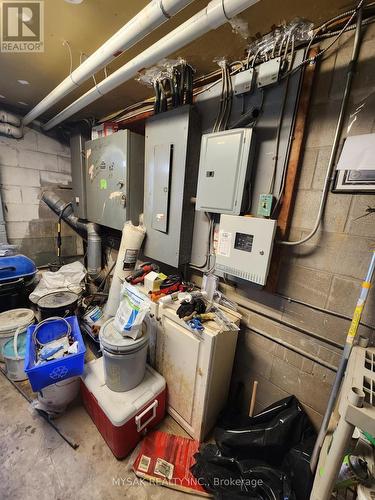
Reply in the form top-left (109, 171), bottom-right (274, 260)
top-left (196, 128), bottom-right (255, 215)
top-left (85, 130), bottom-right (144, 230)
top-left (143, 106), bottom-right (201, 268)
top-left (71, 130), bottom-right (89, 219)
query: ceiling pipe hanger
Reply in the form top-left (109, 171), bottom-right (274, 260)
top-left (43, 0), bottom-right (260, 131)
top-left (22, 0), bottom-right (196, 126)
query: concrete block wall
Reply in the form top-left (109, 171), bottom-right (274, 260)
top-left (222, 23), bottom-right (375, 428)
top-left (0, 126), bottom-right (81, 265)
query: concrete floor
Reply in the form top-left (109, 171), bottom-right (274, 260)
top-left (0, 371), bottom-right (202, 500)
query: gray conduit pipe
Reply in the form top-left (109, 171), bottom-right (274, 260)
top-left (249, 325), bottom-right (337, 372)
top-left (278, 2), bottom-right (363, 246)
top-left (220, 283), bottom-right (344, 350)
top-left (42, 190), bottom-right (101, 278)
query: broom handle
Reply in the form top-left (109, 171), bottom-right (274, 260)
top-left (249, 380), bottom-right (258, 417)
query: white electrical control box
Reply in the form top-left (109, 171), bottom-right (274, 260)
top-left (195, 128), bottom-right (255, 215)
top-left (256, 58), bottom-right (281, 88)
top-left (215, 215), bottom-right (277, 286)
top-left (233, 68), bottom-right (254, 96)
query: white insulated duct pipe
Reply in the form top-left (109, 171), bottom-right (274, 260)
top-left (44, 0), bottom-right (260, 130)
top-left (0, 110), bottom-right (21, 127)
top-left (0, 123), bottom-right (23, 139)
top-left (104, 221), bottom-right (146, 320)
top-left (22, 0), bottom-right (195, 126)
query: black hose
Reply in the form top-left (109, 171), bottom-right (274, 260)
top-left (0, 367), bottom-right (79, 450)
top-left (172, 71), bottom-right (179, 107)
top-left (153, 82), bottom-right (161, 114)
top-left (179, 64), bottom-right (185, 104)
top-left (159, 81), bottom-right (167, 113)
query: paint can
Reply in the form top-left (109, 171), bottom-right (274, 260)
top-left (2, 327), bottom-right (28, 381)
top-left (0, 308), bottom-right (34, 362)
top-left (99, 318), bottom-right (149, 392)
top-left (336, 454), bottom-right (370, 489)
top-left (37, 291), bottom-right (79, 319)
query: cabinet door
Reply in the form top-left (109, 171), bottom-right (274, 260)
top-left (160, 317), bottom-right (203, 426)
top-left (86, 131), bottom-right (128, 230)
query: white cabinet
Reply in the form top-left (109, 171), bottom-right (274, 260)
top-left (155, 303), bottom-right (241, 441)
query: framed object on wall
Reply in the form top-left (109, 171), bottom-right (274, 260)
top-left (333, 134), bottom-right (375, 193)
top-left (333, 169), bottom-right (375, 193)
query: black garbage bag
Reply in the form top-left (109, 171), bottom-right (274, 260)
top-left (191, 443), bottom-right (294, 500)
top-left (282, 435), bottom-right (315, 500)
top-left (215, 396), bottom-right (315, 465)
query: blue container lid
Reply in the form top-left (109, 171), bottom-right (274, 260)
top-left (0, 255), bottom-right (36, 283)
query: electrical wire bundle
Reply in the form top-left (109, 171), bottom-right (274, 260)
top-left (153, 62), bottom-right (194, 114)
top-left (246, 18), bottom-right (312, 73)
top-left (189, 212), bottom-right (216, 271)
top-left (212, 61), bottom-right (233, 132)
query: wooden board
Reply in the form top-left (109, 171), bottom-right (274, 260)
top-left (266, 48), bottom-right (319, 292)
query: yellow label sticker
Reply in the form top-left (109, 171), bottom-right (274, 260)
top-left (347, 304), bottom-right (364, 343)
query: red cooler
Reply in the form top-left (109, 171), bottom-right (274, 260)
top-left (81, 357), bottom-right (166, 458)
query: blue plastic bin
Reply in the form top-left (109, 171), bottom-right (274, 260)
top-left (24, 316), bottom-right (86, 392)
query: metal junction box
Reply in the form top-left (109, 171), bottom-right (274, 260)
top-left (143, 106), bottom-right (201, 267)
top-left (256, 58), bottom-right (281, 88)
top-left (216, 215), bottom-right (277, 286)
top-left (195, 128), bottom-right (255, 215)
top-left (233, 68), bottom-right (254, 96)
top-left (85, 130), bottom-right (144, 230)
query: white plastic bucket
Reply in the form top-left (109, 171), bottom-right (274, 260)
top-left (0, 308), bottom-right (34, 362)
top-left (99, 318), bottom-right (149, 392)
top-left (2, 327), bottom-right (27, 381)
top-left (38, 376), bottom-right (80, 412)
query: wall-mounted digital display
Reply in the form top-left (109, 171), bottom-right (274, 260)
top-left (216, 215), bottom-right (277, 286)
top-left (234, 232), bottom-right (253, 252)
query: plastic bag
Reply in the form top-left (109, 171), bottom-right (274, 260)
top-left (191, 396), bottom-right (315, 499)
top-left (214, 396), bottom-right (315, 465)
top-left (191, 444), bottom-right (294, 499)
top-left (29, 261), bottom-right (86, 302)
top-left (282, 437), bottom-right (315, 500)
top-left (113, 284), bottom-right (151, 339)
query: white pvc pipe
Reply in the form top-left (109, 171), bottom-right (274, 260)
top-left (22, 0), bottom-right (195, 126)
top-left (43, 0), bottom-right (260, 130)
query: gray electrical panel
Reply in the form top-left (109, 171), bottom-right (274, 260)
top-left (71, 129), bottom-right (89, 219)
top-left (85, 130), bottom-right (144, 230)
top-left (143, 106), bottom-right (201, 267)
top-left (195, 128), bottom-right (255, 215)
